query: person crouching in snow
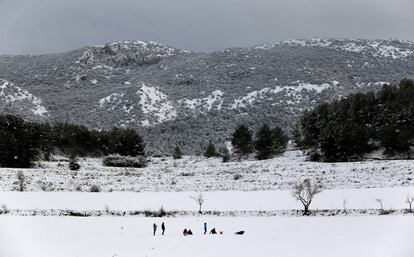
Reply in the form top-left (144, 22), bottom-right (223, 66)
top-left (183, 228), bottom-right (188, 236)
top-left (210, 228), bottom-right (217, 234)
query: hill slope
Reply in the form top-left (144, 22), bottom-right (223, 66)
top-left (1, 38), bottom-right (414, 155)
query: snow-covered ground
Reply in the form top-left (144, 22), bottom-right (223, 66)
top-left (1, 152), bottom-right (413, 256)
top-left (1, 151), bottom-right (413, 192)
top-left (1, 216), bottom-right (413, 257)
top-left (1, 187), bottom-right (414, 212)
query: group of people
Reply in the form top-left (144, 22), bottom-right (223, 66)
top-left (152, 222), bottom-right (166, 236)
top-left (152, 222), bottom-right (244, 236)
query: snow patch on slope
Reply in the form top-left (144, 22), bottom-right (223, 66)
top-left (0, 79), bottom-right (48, 116)
top-left (98, 93), bottom-right (125, 109)
top-left (179, 90), bottom-right (224, 112)
top-left (137, 84), bottom-right (176, 126)
top-left (231, 82), bottom-right (331, 108)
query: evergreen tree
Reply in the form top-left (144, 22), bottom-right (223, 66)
top-left (254, 124), bottom-right (274, 160)
top-left (173, 146), bottom-right (182, 159)
top-left (108, 128), bottom-right (145, 156)
top-left (231, 124), bottom-right (253, 156)
top-left (254, 124), bottom-right (288, 160)
top-left (271, 126), bottom-right (289, 154)
top-left (204, 141), bottom-right (217, 158)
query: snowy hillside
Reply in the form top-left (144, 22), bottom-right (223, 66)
top-left (0, 38), bottom-right (413, 154)
top-left (0, 79), bottom-right (48, 118)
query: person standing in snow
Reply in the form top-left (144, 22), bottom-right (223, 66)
top-left (204, 222), bottom-right (207, 234)
top-left (153, 223), bottom-right (157, 236)
top-left (161, 222), bottom-right (165, 235)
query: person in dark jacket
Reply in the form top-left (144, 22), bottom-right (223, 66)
top-left (153, 223), bottom-right (157, 236)
top-left (161, 222), bottom-right (165, 235)
top-left (187, 229), bottom-right (193, 235)
top-left (204, 222), bottom-right (207, 234)
top-left (210, 228), bottom-right (217, 234)
top-left (183, 228), bottom-right (188, 236)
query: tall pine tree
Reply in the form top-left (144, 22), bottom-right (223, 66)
top-left (231, 124), bottom-right (253, 156)
top-left (255, 124), bottom-right (274, 160)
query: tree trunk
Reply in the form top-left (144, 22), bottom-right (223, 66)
top-left (303, 205), bottom-right (309, 216)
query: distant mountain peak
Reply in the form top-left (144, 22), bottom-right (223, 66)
top-left (77, 40), bottom-right (191, 67)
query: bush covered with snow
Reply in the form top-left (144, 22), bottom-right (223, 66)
top-left (103, 154), bottom-right (147, 168)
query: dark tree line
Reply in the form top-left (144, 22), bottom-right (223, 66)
top-left (0, 114), bottom-right (145, 168)
top-left (294, 79), bottom-right (414, 162)
top-left (229, 123), bottom-right (288, 160)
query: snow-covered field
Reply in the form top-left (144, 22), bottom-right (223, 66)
top-left (1, 216), bottom-right (413, 257)
top-left (1, 187), bottom-right (414, 212)
top-left (0, 151), bottom-right (413, 192)
top-left (2, 152), bottom-right (414, 256)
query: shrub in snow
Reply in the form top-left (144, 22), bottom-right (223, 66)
top-left (143, 207), bottom-right (167, 217)
top-left (68, 154), bottom-right (81, 171)
top-left (219, 147), bottom-right (230, 163)
top-left (204, 141), bottom-right (217, 158)
top-left (0, 204), bottom-right (9, 214)
top-left (89, 185), bottom-right (101, 192)
top-left (16, 171), bottom-right (25, 192)
top-left (103, 154), bottom-right (147, 168)
top-left (233, 174), bottom-right (243, 180)
top-left (69, 160), bottom-right (81, 171)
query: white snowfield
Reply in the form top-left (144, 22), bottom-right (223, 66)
top-left (0, 151), bottom-right (413, 192)
top-left (0, 216), bottom-right (413, 257)
top-left (1, 187), bottom-right (413, 212)
top-left (1, 153), bottom-right (414, 257)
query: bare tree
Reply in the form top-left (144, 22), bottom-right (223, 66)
top-left (291, 179), bottom-right (323, 215)
top-left (190, 192), bottom-right (205, 214)
top-left (406, 194), bottom-right (414, 213)
top-left (16, 171), bottom-right (25, 192)
top-left (375, 199), bottom-right (383, 210)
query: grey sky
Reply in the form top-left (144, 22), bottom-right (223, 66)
top-left (0, 0), bottom-right (413, 54)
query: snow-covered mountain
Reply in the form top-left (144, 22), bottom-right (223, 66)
top-left (0, 38), bottom-right (413, 155)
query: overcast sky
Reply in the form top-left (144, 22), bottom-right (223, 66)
top-left (0, 0), bottom-right (413, 54)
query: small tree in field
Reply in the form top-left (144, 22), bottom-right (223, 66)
top-left (204, 142), bottom-right (217, 158)
top-left (190, 192), bottom-right (205, 214)
top-left (343, 199), bottom-right (348, 213)
top-left (173, 146), bottom-right (182, 159)
top-left (291, 179), bottom-right (323, 215)
top-left (406, 194), bottom-right (414, 213)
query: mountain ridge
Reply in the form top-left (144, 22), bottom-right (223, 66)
top-left (0, 38), bottom-right (413, 155)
